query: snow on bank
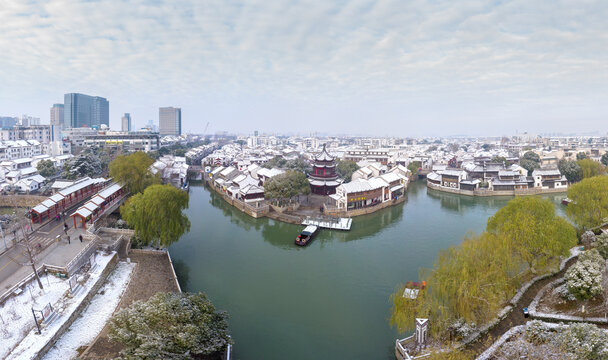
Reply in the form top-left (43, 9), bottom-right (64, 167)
top-left (3, 252), bottom-right (116, 360)
top-left (43, 261), bottom-right (135, 360)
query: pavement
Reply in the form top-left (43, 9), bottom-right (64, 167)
top-left (0, 213), bottom-right (90, 296)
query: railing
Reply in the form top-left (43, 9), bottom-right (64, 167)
top-left (0, 264), bottom-right (45, 304)
top-left (65, 237), bottom-right (99, 276)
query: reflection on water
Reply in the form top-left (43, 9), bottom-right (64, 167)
top-left (170, 181), bottom-right (566, 360)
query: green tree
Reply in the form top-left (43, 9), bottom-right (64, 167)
top-left (576, 151), bottom-right (588, 161)
top-left (487, 196), bottom-right (576, 273)
top-left (520, 159), bottom-right (540, 176)
top-left (601, 152), bottom-right (608, 166)
top-left (522, 151), bottom-right (541, 163)
top-left (121, 184), bottom-right (191, 247)
top-left (577, 158), bottom-right (605, 179)
top-left (408, 161), bottom-right (421, 178)
top-left (62, 151), bottom-right (103, 179)
top-left (109, 151), bottom-right (160, 194)
top-left (262, 156), bottom-right (287, 169)
top-left (36, 159), bottom-right (56, 178)
top-left (109, 292), bottom-right (231, 359)
top-left (285, 157), bottom-right (312, 173)
top-left (491, 156), bottom-right (507, 165)
top-left (558, 159), bottom-right (582, 183)
top-left (566, 176), bottom-right (608, 230)
top-left (336, 160), bottom-right (359, 182)
top-left (263, 170), bottom-right (310, 205)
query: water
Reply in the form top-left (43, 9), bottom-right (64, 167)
top-left (169, 181), bottom-right (566, 360)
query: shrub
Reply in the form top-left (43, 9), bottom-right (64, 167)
top-left (581, 230), bottom-right (597, 247)
top-left (566, 250), bottom-right (604, 300)
top-left (558, 323), bottom-right (608, 359)
top-left (552, 283), bottom-right (577, 302)
top-left (596, 233), bottom-right (608, 259)
top-left (525, 320), bottom-right (552, 345)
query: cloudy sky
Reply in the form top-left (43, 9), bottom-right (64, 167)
top-left (1, 0), bottom-right (607, 137)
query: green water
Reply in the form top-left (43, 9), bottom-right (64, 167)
top-left (169, 181), bottom-right (566, 360)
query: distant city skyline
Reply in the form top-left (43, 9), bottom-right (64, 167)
top-left (0, 1), bottom-right (607, 137)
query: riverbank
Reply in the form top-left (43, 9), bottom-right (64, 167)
top-left (427, 181), bottom-right (568, 197)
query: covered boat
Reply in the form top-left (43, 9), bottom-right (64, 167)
top-left (295, 225), bottom-right (319, 246)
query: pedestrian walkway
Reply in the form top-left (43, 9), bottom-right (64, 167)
top-left (0, 225), bottom-right (90, 301)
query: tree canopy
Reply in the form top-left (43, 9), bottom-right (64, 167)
top-left (109, 151), bottom-right (160, 194)
top-left (263, 156), bottom-right (311, 173)
top-left (36, 159), bottom-right (56, 178)
top-left (577, 158), bottom-right (605, 179)
top-left (121, 184), bottom-right (191, 247)
top-left (336, 159), bottom-right (359, 182)
top-left (263, 170), bottom-right (310, 205)
top-left (558, 159), bottom-right (582, 183)
top-left (109, 292), bottom-right (231, 359)
top-left (601, 152), bottom-right (608, 166)
top-left (522, 151), bottom-right (540, 163)
top-left (520, 151), bottom-right (541, 175)
top-left (391, 196), bottom-right (576, 340)
top-left (62, 151), bottom-right (103, 179)
top-left (407, 161), bottom-right (421, 178)
top-left (491, 156), bottom-right (507, 165)
top-left (487, 196), bottom-right (576, 273)
top-left (566, 176), bottom-right (608, 230)
top-left (576, 151), bottom-right (588, 160)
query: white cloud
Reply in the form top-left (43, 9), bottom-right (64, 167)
top-left (0, 0), bottom-right (607, 136)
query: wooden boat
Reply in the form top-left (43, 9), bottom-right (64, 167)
top-left (295, 225), bottom-right (319, 246)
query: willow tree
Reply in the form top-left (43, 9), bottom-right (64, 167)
top-left (121, 184), bottom-right (190, 247)
top-left (109, 151), bottom-right (160, 194)
top-left (566, 176), bottom-right (608, 230)
top-left (391, 232), bottom-right (517, 340)
top-left (577, 158), bottom-right (605, 179)
top-left (487, 196), bottom-right (576, 274)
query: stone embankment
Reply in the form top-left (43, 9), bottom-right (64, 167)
top-left (427, 181), bottom-right (568, 197)
top-left (204, 177), bottom-right (407, 224)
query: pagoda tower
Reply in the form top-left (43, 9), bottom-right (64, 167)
top-left (308, 144), bottom-right (342, 195)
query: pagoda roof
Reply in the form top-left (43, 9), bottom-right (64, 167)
top-left (315, 144), bottom-right (335, 162)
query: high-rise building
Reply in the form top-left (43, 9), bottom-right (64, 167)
top-left (121, 113), bottom-right (132, 132)
top-left (0, 116), bottom-right (17, 128)
top-left (159, 107), bottom-right (181, 136)
top-left (19, 114), bottom-right (40, 126)
top-left (50, 104), bottom-right (64, 142)
top-left (64, 93), bottom-right (109, 129)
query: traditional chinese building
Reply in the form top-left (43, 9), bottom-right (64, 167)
top-left (308, 144), bottom-right (341, 195)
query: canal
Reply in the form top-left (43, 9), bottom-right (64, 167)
top-left (169, 181), bottom-right (566, 360)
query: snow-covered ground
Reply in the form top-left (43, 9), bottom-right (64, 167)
top-left (1, 252), bottom-right (116, 360)
top-left (43, 261), bottom-right (135, 360)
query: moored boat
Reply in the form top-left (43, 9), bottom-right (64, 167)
top-left (561, 198), bottom-right (571, 206)
top-left (295, 225), bottom-right (319, 246)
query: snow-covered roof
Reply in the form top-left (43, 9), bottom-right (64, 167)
top-left (98, 183), bottom-right (122, 199)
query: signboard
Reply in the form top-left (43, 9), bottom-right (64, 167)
top-left (42, 303), bottom-right (53, 320)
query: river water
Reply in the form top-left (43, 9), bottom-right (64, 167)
top-left (169, 181), bottom-right (565, 360)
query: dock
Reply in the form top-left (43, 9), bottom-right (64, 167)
top-left (302, 216), bottom-right (352, 231)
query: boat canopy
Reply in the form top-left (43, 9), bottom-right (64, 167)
top-left (302, 225), bottom-right (318, 235)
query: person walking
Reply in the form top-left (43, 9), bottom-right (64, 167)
top-left (64, 222), bottom-right (68, 234)
top-left (67, 235), bottom-right (71, 244)
top-left (79, 234), bottom-right (83, 243)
